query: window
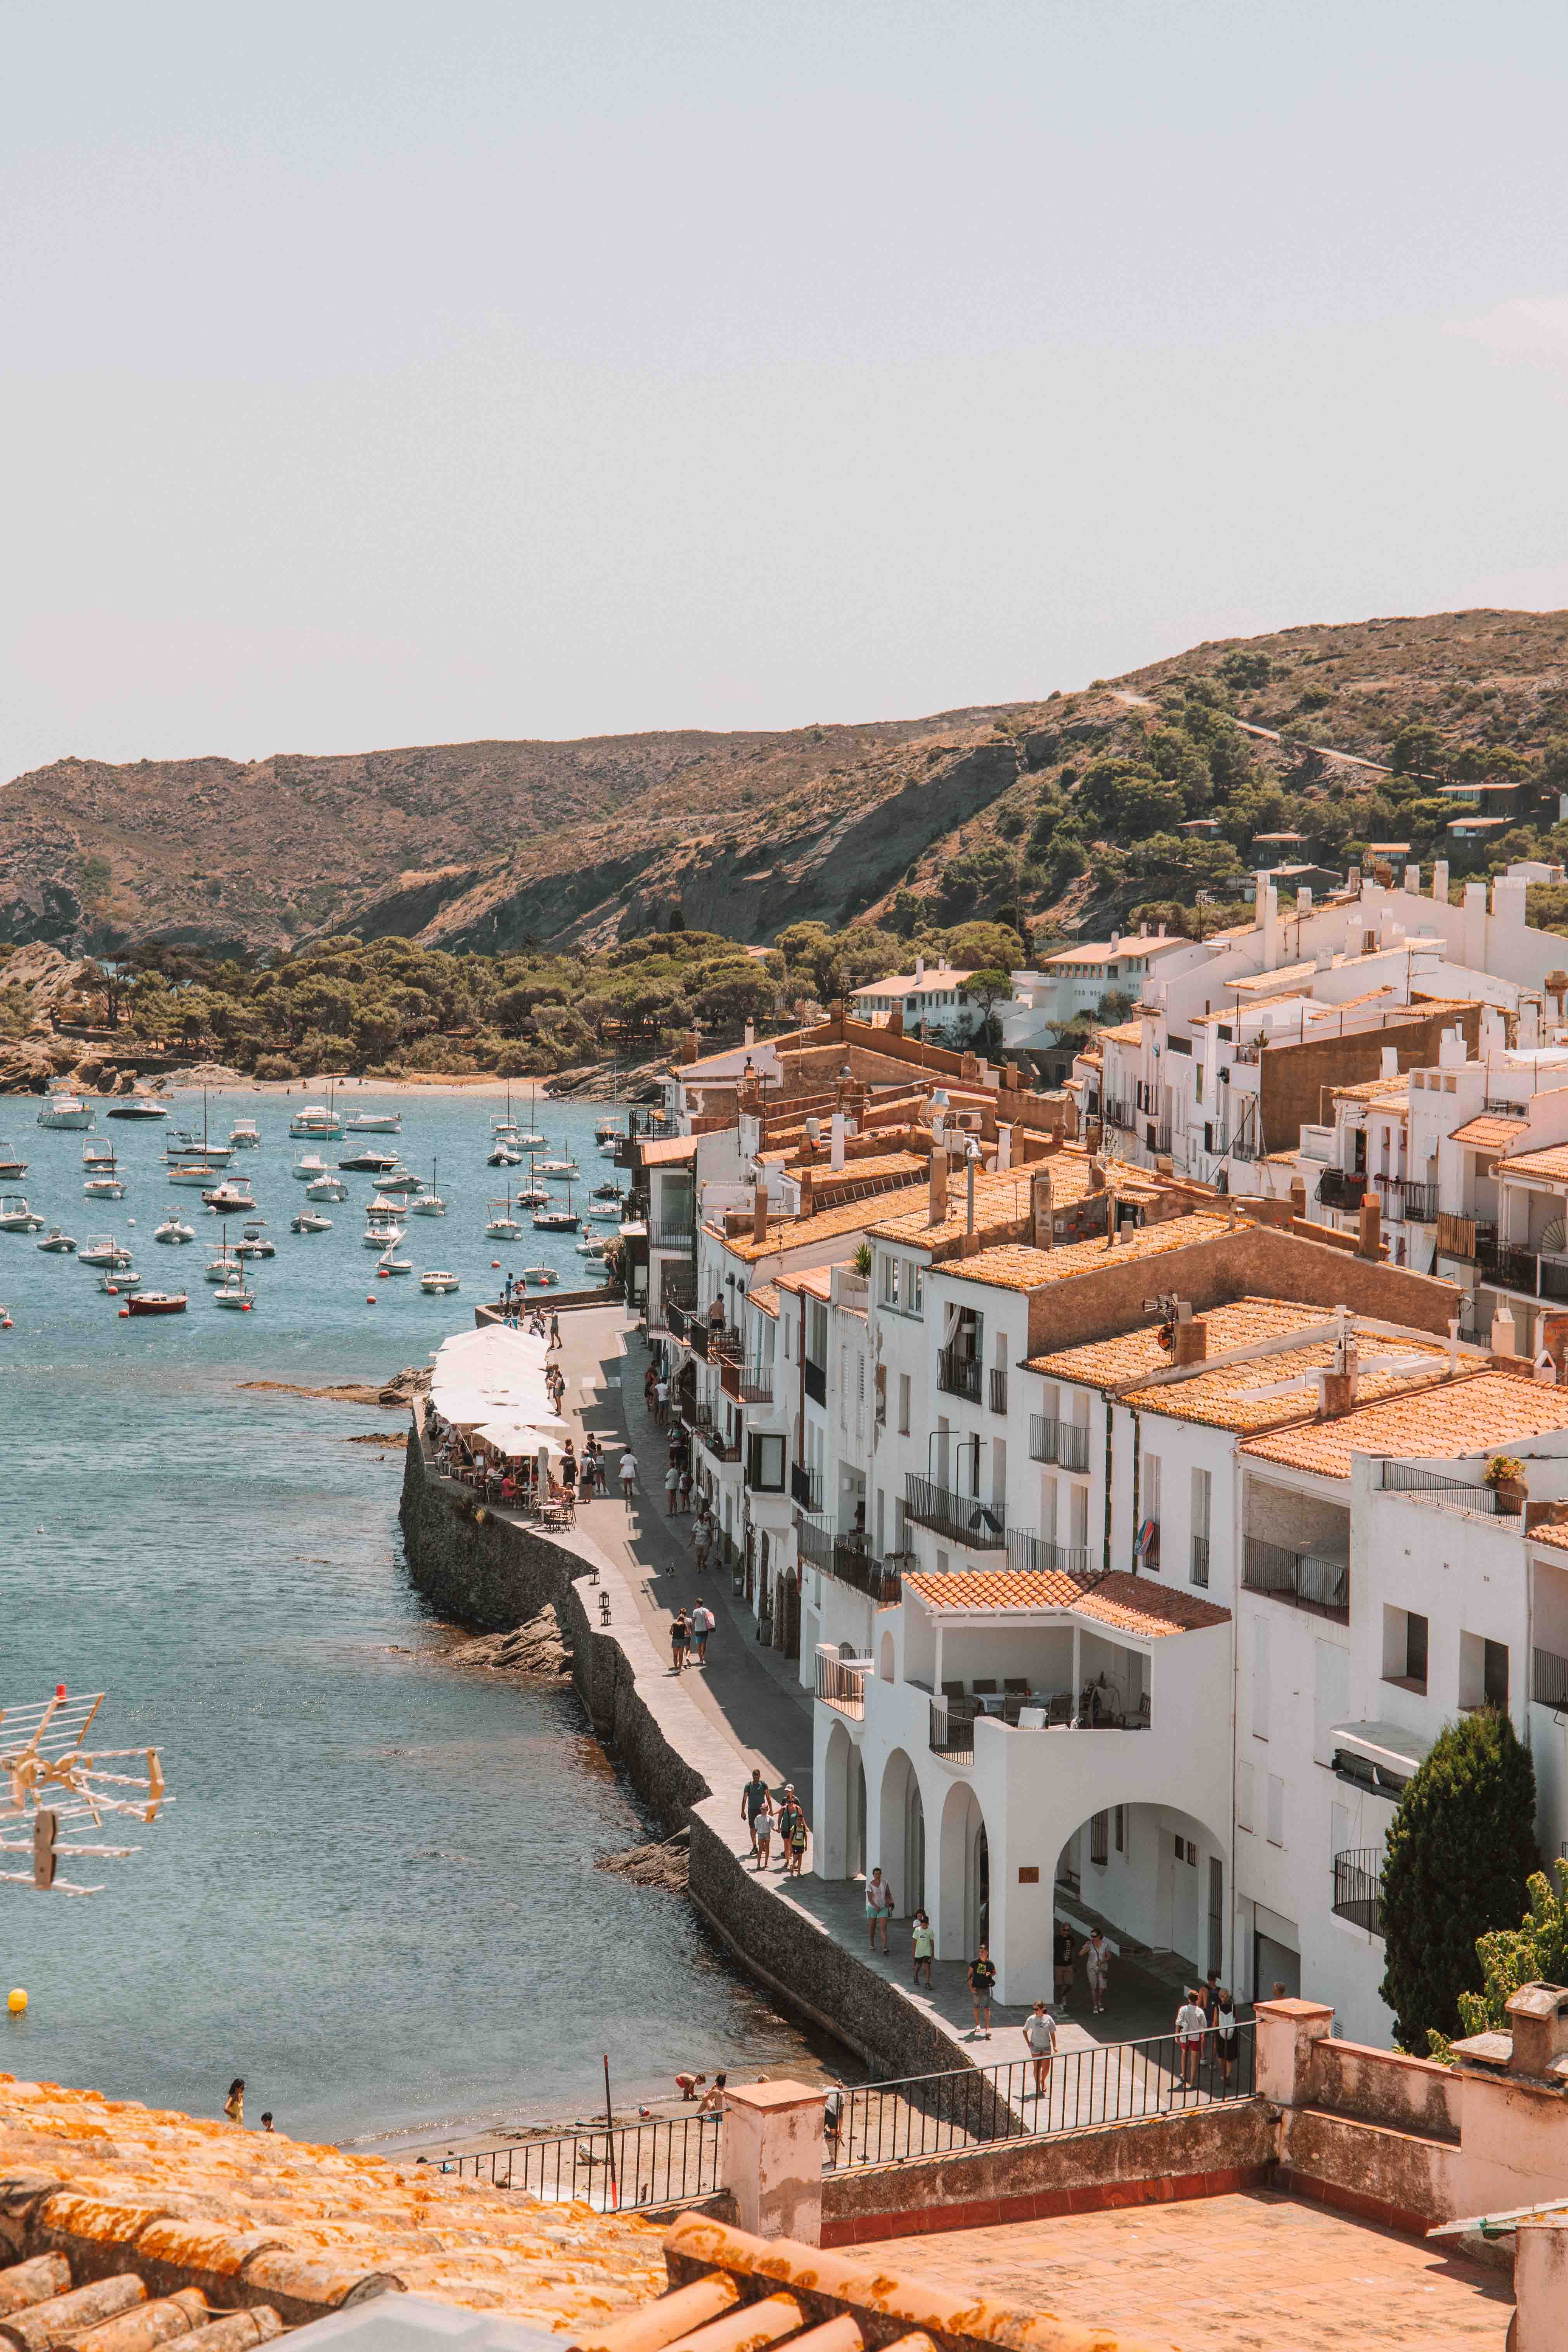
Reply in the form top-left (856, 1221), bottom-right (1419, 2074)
top-left (747, 1433), bottom-right (785, 1492)
top-left (898, 1373), bottom-right (911, 1435)
top-left (1090, 1812), bottom-right (1109, 1866)
top-left (1114, 1804), bottom-right (1126, 1855)
top-left (1383, 1604), bottom-right (1429, 1695)
top-left (1266, 1774), bottom-right (1285, 1849)
top-left (1485, 1638), bottom-right (1509, 1709)
top-left (1174, 1834), bottom-right (1197, 1866)
top-left (1460, 1631), bottom-right (1511, 1712)
top-left (1191, 1466), bottom-right (1211, 1587)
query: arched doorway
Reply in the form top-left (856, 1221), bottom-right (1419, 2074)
top-left (879, 1629), bottom-right (895, 1683)
top-left (938, 1782), bottom-right (989, 1958)
top-left (821, 1717), bottom-right (853, 1877)
top-left (778, 1570), bottom-right (800, 1658)
top-left (878, 1748), bottom-right (925, 1915)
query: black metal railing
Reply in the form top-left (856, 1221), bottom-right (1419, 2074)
top-left (791, 1462), bottom-right (822, 1512)
top-left (439, 2112), bottom-right (722, 2209)
top-left (651, 1225), bottom-right (696, 1253)
top-left (1243, 1536), bottom-right (1348, 1618)
top-left (1006, 1528), bottom-right (1092, 1577)
top-left (1401, 1180), bottom-right (1438, 1221)
top-left (721, 1358), bottom-right (774, 1403)
top-left (929, 1697), bottom-right (975, 1762)
top-left (1380, 1463), bottom-right (1519, 1518)
top-left (816, 1648), bottom-right (869, 1710)
top-left (1030, 1415), bottom-right (1091, 1471)
top-left (829, 2026), bottom-right (1257, 2170)
top-left (903, 1473), bottom-right (1006, 1550)
top-left (1317, 1168), bottom-right (1367, 1210)
top-left (989, 1366), bottom-right (1008, 1414)
top-left (1533, 1647), bottom-right (1568, 1710)
top-left (804, 1358), bottom-right (827, 1406)
top-left (665, 1299), bottom-right (693, 1342)
top-left (1332, 1848), bottom-right (1385, 1937)
top-left (937, 1347), bottom-right (982, 1402)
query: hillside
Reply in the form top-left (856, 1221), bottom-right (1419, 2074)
top-left (5, 607), bottom-right (1568, 960)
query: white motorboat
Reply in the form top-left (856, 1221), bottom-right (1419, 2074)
top-left (338, 1145), bottom-right (397, 1173)
top-left (488, 1139), bottom-right (524, 1168)
top-left (36, 1227), bottom-right (77, 1254)
top-left (97, 1266), bottom-right (142, 1292)
top-left (346, 1110), bottom-right (401, 1133)
top-left (36, 1093), bottom-right (94, 1129)
top-left (366, 1191), bottom-right (406, 1217)
top-left (409, 1156), bottom-right (446, 1217)
top-left (84, 1169), bottom-right (126, 1200)
top-left (154, 1211), bottom-right (195, 1245)
top-left (168, 1162), bottom-right (218, 1188)
top-left (574, 1234), bottom-right (609, 1260)
top-left (105, 1096), bottom-right (167, 1120)
top-left (204, 1250), bottom-right (243, 1284)
top-left (588, 1201), bottom-right (622, 1222)
top-left (292, 1152), bottom-right (328, 1181)
top-left (597, 1141), bottom-right (620, 1160)
top-left (202, 1180), bottom-right (257, 1214)
top-left (0, 1195), bottom-right (43, 1233)
top-left (291, 1209), bottom-right (332, 1233)
top-left (485, 1192), bottom-right (524, 1241)
top-left (0, 1141), bottom-right (27, 1178)
top-left (235, 1233), bottom-right (275, 1259)
top-left (420, 1269), bottom-right (460, 1294)
top-left (521, 1264), bottom-right (558, 1286)
top-left (376, 1246), bottom-right (413, 1276)
top-left (165, 1135), bottom-right (232, 1165)
top-left (289, 1102), bottom-right (342, 1139)
top-left (536, 1157), bottom-right (579, 1179)
top-left (306, 1174), bottom-right (348, 1202)
top-left (229, 1116), bottom-right (261, 1149)
top-left (374, 1163), bottom-right (422, 1193)
top-left (595, 1116), bottom-right (619, 1143)
top-left (79, 1236), bottom-right (132, 1269)
top-left (364, 1221), bottom-right (404, 1250)
top-left (213, 1277), bottom-right (257, 1309)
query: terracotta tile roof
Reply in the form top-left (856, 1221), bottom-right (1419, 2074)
top-left (801, 1150), bottom-right (928, 1200)
top-left (1097, 1020), bottom-right (1144, 1045)
top-left (903, 1567), bottom-right (1229, 1638)
top-left (1120, 1337), bottom-right (1453, 1433)
top-left (638, 1133), bottom-right (700, 1164)
top-left (1496, 1140), bottom-right (1568, 1181)
top-left (776, 1260), bottom-right (844, 1300)
top-left (1029, 1296), bottom-right (1342, 1387)
top-left (942, 1211), bottom-right (1233, 1293)
top-left (748, 1283), bottom-right (780, 1319)
top-left (864, 1153), bottom-right (1162, 1253)
top-left (709, 1180), bottom-right (926, 1262)
top-left (1043, 937), bottom-right (1187, 967)
top-left (1241, 1370), bottom-right (1568, 1479)
top-left (1529, 1519), bottom-right (1568, 1553)
top-left (1451, 1114), bottom-right (1530, 1151)
top-left (0, 2075), bottom-right (664, 2329)
top-left (850, 969), bottom-right (979, 997)
top-left (1333, 1074), bottom-right (1409, 1105)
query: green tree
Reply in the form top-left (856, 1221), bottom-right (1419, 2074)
top-left (1390, 723), bottom-right (1449, 782)
top-left (1380, 1710), bottom-right (1539, 2052)
top-left (1444, 1858), bottom-right (1568, 2055)
top-left (1219, 649), bottom-right (1271, 691)
top-left (963, 967), bottom-right (1012, 1046)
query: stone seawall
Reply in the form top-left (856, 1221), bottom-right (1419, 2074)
top-left (398, 1418), bottom-right (983, 2084)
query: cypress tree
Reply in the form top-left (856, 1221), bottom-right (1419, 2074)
top-left (1379, 1710), bottom-right (1539, 2053)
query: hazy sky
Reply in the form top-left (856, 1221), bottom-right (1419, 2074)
top-left (3, 1), bottom-right (1568, 783)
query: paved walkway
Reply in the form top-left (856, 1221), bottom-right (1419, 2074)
top-left (525, 1307), bottom-right (1216, 2082)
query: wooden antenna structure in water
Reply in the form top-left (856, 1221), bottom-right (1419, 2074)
top-left (0, 1688), bottom-right (171, 1896)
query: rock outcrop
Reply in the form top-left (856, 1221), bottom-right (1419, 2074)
top-left (448, 1603), bottom-right (572, 1679)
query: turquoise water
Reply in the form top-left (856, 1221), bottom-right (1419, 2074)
top-left (0, 1088), bottom-right (822, 2148)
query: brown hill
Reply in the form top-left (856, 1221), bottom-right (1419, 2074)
top-left (5, 607), bottom-right (1566, 959)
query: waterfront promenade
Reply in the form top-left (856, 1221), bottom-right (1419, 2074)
top-left (465, 1302), bottom-right (1203, 2079)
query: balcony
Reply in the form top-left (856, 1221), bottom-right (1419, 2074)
top-left (1006, 1528), bottom-right (1092, 1576)
top-left (931, 1682), bottom-right (1148, 1758)
top-left (1317, 1168), bottom-right (1367, 1211)
top-left (804, 1358), bottom-right (827, 1407)
top-left (1476, 1242), bottom-right (1568, 1304)
top-left (790, 1462), bottom-right (823, 1512)
top-left (1437, 1212), bottom-right (1494, 1262)
top-left (1400, 1180), bottom-right (1438, 1222)
top-left (929, 1696), bottom-right (975, 1762)
top-left (797, 1520), bottom-right (904, 1603)
top-left (1332, 1848), bottom-right (1385, 1937)
top-left (903, 1473), bottom-right (1005, 1551)
top-left (1030, 1415), bottom-right (1091, 1472)
top-left (1243, 1536), bottom-right (1348, 1620)
top-left (1380, 1464), bottom-right (1520, 1521)
top-left (989, 1366), bottom-right (1008, 1414)
top-left (693, 1417), bottom-right (741, 1466)
top-left (936, 1347), bottom-right (982, 1403)
top-left (651, 1225), bottom-right (696, 1254)
top-left (1102, 1098), bottom-right (1134, 1134)
top-left (1532, 1647), bottom-right (1568, 1709)
top-left (816, 1646), bottom-right (869, 1716)
top-left (664, 1297), bottom-right (696, 1342)
top-left (721, 1358), bottom-right (775, 1404)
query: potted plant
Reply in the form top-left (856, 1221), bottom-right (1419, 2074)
top-left (1484, 1454), bottom-right (1527, 1511)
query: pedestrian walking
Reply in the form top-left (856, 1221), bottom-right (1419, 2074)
top-left (865, 1865), bottom-right (895, 1953)
top-left (741, 1767), bottom-right (770, 1856)
top-left (822, 2080), bottom-right (845, 2165)
top-left (1080, 1926), bottom-right (1110, 2015)
top-left (618, 1449), bottom-right (636, 1507)
top-left (654, 1376), bottom-right (669, 1427)
top-left (1175, 1988), bottom-right (1207, 2090)
top-left (968, 1943), bottom-right (996, 2039)
top-left (786, 1792), bottom-right (808, 1875)
top-left (911, 1909), bottom-right (934, 1987)
top-left (678, 1466), bottom-right (692, 1513)
top-left (1212, 1987), bottom-right (1238, 2091)
top-left (690, 1601), bottom-right (713, 1665)
top-left (1023, 2001), bottom-right (1058, 2102)
top-left (560, 1441), bottom-right (578, 1498)
top-left (670, 1610), bottom-right (689, 1673)
top-left (548, 1311), bottom-right (561, 1351)
top-left (753, 1790), bottom-right (774, 1871)
top-left (224, 2078), bottom-right (245, 2126)
top-left (665, 1462), bottom-right (679, 1513)
top-left (1053, 1918), bottom-right (1075, 2013)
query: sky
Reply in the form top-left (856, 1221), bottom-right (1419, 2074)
top-left (3, 0), bottom-right (1568, 784)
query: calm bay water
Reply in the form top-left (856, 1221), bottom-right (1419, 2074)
top-left (0, 1086), bottom-right (824, 2147)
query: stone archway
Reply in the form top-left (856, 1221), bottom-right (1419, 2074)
top-left (820, 1716), bottom-right (853, 1878)
top-left (878, 1747), bottom-right (925, 1916)
top-left (938, 1781), bottom-right (990, 1959)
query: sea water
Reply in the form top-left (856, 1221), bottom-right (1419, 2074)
top-left (0, 1087), bottom-right (825, 2148)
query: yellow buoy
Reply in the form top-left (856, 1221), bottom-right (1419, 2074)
top-left (7, 1989), bottom-right (26, 2016)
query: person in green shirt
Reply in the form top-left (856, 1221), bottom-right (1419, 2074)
top-left (911, 1909), bottom-right (934, 1987)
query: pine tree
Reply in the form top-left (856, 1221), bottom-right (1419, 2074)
top-left (1379, 1710), bottom-right (1539, 2053)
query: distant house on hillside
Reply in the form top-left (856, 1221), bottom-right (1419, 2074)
top-left (849, 956), bottom-right (985, 1044)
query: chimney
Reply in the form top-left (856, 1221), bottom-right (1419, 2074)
top-left (915, 954), bottom-right (925, 985)
top-left (829, 1112), bottom-right (845, 1172)
top-left (964, 1145), bottom-right (978, 1254)
top-left (1139, 922), bottom-right (1149, 939)
top-left (744, 1020), bottom-right (755, 1048)
top-left (997, 1121), bottom-right (1012, 1172)
top-left (1504, 1985), bottom-right (1568, 2081)
top-left (929, 1148), bottom-right (949, 1226)
top-left (1380, 1045), bottom-right (1399, 1080)
top-left (797, 1167), bottom-right (814, 1218)
top-left (1289, 1174), bottom-right (1307, 1222)
top-left (1173, 1316), bottom-right (1207, 1367)
top-left (1357, 1194), bottom-right (1381, 1260)
top-left (1264, 885), bottom-right (1279, 973)
top-left (686, 1028), bottom-right (701, 1065)
top-left (1432, 859), bottom-right (1449, 903)
top-left (1005, 1061), bottom-right (1021, 1091)
top-left (1404, 863), bottom-right (1421, 896)
top-left (752, 1184), bottom-right (768, 1245)
top-left (1110, 930), bottom-right (1120, 954)
top-left (1492, 1301), bottom-right (1518, 1358)
top-left (887, 1003), bottom-right (903, 1038)
top-left (1298, 886), bottom-right (1312, 917)
top-left (1031, 1166), bottom-right (1055, 1249)
top-left (1320, 1328), bottom-right (1359, 1417)
top-left (1157, 921), bottom-right (1166, 938)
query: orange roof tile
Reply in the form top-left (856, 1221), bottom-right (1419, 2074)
top-left (638, 1133), bottom-right (700, 1164)
top-left (1333, 1074), bottom-right (1409, 1105)
top-left (942, 1212), bottom-right (1233, 1294)
top-left (748, 1283), bottom-right (780, 1319)
top-left (1029, 1296), bottom-right (1345, 1388)
top-left (903, 1568), bottom-right (1229, 1638)
top-left (709, 1180), bottom-right (927, 1262)
top-left (1241, 1370), bottom-right (1568, 1479)
top-left (776, 1261), bottom-right (839, 1301)
top-left (1451, 1114), bottom-right (1529, 1151)
top-left (1497, 1140), bottom-right (1568, 1183)
top-left (1097, 1020), bottom-right (1145, 1045)
top-left (865, 1152), bottom-right (1163, 1253)
top-left (1530, 1519), bottom-right (1568, 1554)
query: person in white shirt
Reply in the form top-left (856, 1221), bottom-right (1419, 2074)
top-left (865, 1865), bottom-right (895, 1952)
top-left (1174, 1990), bottom-right (1208, 2089)
top-left (1022, 2000), bottom-right (1058, 2101)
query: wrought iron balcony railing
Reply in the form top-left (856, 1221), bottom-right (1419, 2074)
top-left (1030, 1415), bottom-right (1091, 1471)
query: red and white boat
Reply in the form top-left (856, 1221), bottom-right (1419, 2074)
top-left (126, 1291), bottom-right (187, 1316)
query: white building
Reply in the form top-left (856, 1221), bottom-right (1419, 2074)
top-left (850, 959), bottom-right (986, 1043)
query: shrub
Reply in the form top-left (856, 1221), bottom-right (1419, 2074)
top-left (1444, 1858), bottom-right (1568, 2056)
top-left (253, 1053), bottom-right (298, 1081)
top-left (1380, 1710), bottom-right (1539, 2051)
